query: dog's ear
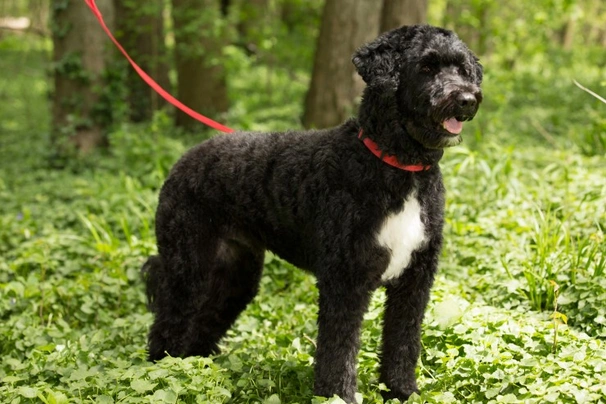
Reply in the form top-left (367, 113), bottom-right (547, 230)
top-left (352, 28), bottom-right (406, 88)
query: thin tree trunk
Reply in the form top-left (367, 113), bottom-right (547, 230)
top-left (281, 0), bottom-right (297, 33)
top-left (114, 0), bottom-right (170, 122)
top-left (51, 0), bottom-right (114, 152)
top-left (443, 0), bottom-right (456, 31)
top-left (236, 0), bottom-right (269, 51)
top-left (476, 3), bottom-right (489, 54)
top-left (171, 0), bottom-right (230, 131)
top-left (444, 0), bottom-right (475, 45)
top-left (585, 0), bottom-right (603, 45)
top-left (303, 0), bottom-right (381, 129)
top-left (29, 0), bottom-right (50, 36)
top-left (380, 0), bottom-right (427, 32)
top-left (560, 17), bottom-right (576, 50)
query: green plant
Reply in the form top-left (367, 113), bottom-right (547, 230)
top-left (2, 17), bottom-right (606, 403)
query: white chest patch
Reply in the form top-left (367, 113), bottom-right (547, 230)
top-left (378, 192), bottom-right (427, 282)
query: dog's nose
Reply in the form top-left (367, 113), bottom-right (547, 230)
top-left (456, 92), bottom-right (477, 109)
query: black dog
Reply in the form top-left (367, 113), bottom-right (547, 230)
top-left (143, 25), bottom-right (482, 402)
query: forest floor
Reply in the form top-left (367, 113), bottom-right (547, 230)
top-left (1, 35), bottom-right (605, 403)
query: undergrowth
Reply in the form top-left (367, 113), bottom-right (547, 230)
top-left (1, 32), bottom-right (605, 404)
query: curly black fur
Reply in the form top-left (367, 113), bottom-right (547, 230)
top-left (143, 24), bottom-right (482, 402)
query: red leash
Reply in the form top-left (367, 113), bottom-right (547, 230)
top-left (84, 0), bottom-right (234, 133)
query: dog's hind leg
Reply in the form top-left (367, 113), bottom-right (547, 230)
top-left (144, 245), bottom-right (216, 360)
top-left (184, 238), bottom-right (265, 357)
top-left (143, 190), bottom-right (223, 361)
top-left (145, 200), bottom-right (264, 362)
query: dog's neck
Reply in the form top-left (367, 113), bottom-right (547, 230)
top-left (357, 86), bottom-right (444, 167)
top-left (357, 130), bottom-right (431, 171)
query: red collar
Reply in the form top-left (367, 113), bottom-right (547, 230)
top-left (358, 129), bottom-right (431, 172)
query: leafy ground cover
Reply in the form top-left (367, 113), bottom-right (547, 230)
top-left (1, 33), bottom-right (605, 403)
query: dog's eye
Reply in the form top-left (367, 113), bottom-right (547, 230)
top-left (420, 59), bottom-right (439, 74)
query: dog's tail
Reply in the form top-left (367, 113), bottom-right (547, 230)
top-left (141, 255), bottom-right (163, 313)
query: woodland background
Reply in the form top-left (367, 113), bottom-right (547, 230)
top-left (0, 0), bottom-right (605, 403)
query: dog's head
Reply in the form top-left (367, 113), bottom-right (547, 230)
top-left (353, 25), bottom-right (483, 149)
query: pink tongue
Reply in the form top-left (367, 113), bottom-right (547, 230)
top-left (443, 118), bottom-right (463, 134)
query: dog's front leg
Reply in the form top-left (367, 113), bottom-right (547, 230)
top-left (379, 247), bottom-right (439, 401)
top-left (313, 281), bottom-right (372, 403)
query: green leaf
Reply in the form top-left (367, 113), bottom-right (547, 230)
top-left (18, 386), bottom-right (38, 398)
top-left (2, 376), bottom-right (23, 383)
top-left (498, 393), bottom-right (519, 403)
top-left (264, 394), bottom-right (281, 404)
top-left (130, 379), bottom-right (157, 394)
top-left (151, 389), bottom-right (178, 403)
top-left (96, 396), bottom-right (114, 404)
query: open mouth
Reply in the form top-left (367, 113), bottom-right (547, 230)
top-left (442, 118), bottom-right (463, 135)
top-left (442, 115), bottom-right (473, 135)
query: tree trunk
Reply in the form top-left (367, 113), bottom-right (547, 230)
top-left (560, 17), bottom-right (576, 51)
top-left (443, 0), bottom-right (477, 51)
top-left (302, 0), bottom-right (381, 129)
top-left (51, 0), bottom-right (114, 153)
top-left (171, 0), bottom-right (230, 131)
top-left (29, 0), bottom-right (50, 36)
top-left (114, 0), bottom-right (170, 122)
top-left (476, 3), bottom-right (489, 54)
top-left (281, 0), bottom-right (297, 33)
top-left (236, 0), bottom-right (269, 52)
top-left (380, 0), bottom-right (427, 32)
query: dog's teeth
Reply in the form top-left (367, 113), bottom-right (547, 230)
top-left (443, 118), bottom-right (463, 135)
